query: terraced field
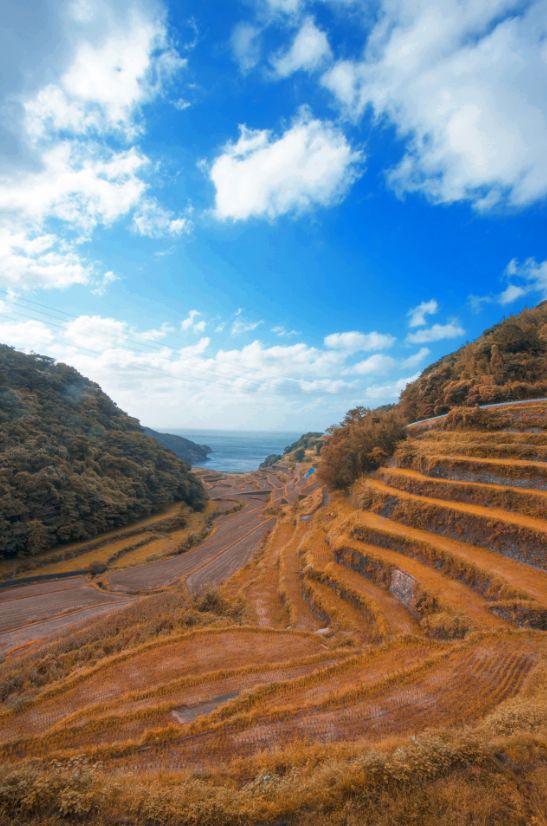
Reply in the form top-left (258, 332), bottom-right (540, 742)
top-left (0, 402), bottom-right (545, 825)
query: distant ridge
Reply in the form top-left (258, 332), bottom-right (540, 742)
top-left (142, 427), bottom-right (211, 465)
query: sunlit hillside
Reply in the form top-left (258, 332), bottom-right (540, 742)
top-left (0, 388), bottom-right (545, 824)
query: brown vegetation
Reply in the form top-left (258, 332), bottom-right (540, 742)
top-left (400, 301), bottom-right (547, 421)
top-left (0, 313), bottom-right (546, 824)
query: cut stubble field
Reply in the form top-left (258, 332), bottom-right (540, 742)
top-left (0, 406), bottom-right (545, 826)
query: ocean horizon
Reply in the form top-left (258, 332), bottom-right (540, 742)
top-left (169, 428), bottom-right (302, 473)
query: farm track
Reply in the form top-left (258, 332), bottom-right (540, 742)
top-left (0, 469), bottom-right (293, 658)
top-left (0, 577), bottom-right (131, 658)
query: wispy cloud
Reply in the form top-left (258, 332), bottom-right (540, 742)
top-left (470, 258), bottom-right (547, 310)
top-left (407, 299), bottom-right (438, 328)
top-left (232, 308), bottom-right (263, 335)
top-left (181, 309), bottom-right (206, 333)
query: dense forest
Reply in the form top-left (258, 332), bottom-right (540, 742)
top-left (400, 301), bottom-right (547, 421)
top-left (320, 302), bottom-right (547, 489)
top-left (142, 427), bottom-right (211, 465)
top-left (0, 346), bottom-right (206, 559)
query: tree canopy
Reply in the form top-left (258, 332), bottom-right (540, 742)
top-left (0, 346), bottom-right (206, 559)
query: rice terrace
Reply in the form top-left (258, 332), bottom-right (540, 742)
top-left (1, 1), bottom-right (547, 821)
top-left (0, 372), bottom-right (545, 824)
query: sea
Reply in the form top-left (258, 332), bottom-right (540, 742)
top-left (170, 429), bottom-right (301, 473)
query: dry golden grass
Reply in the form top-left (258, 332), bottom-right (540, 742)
top-left (377, 465), bottom-right (547, 519)
top-left (0, 407), bottom-right (545, 825)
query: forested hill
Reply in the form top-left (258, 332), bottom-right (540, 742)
top-left (142, 427), bottom-right (211, 465)
top-left (0, 346), bottom-right (206, 560)
top-left (400, 301), bottom-right (547, 422)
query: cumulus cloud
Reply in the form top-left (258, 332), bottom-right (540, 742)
top-left (406, 321), bottom-right (465, 344)
top-left (0, 319), bottom-right (55, 350)
top-left (0, 144), bottom-right (148, 233)
top-left (210, 111), bottom-right (362, 221)
top-left (24, 3), bottom-right (184, 141)
top-left (271, 16), bottom-right (331, 77)
top-left (324, 330), bottom-right (395, 353)
top-left (322, 0), bottom-right (547, 209)
top-left (0, 0), bottom-right (188, 293)
top-left (407, 299), bottom-right (438, 328)
top-left (0, 301), bottom-right (417, 428)
top-left (0, 227), bottom-right (122, 294)
top-left (350, 353), bottom-right (396, 375)
top-left (64, 315), bottom-right (129, 352)
top-left (263, 0), bottom-right (304, 14)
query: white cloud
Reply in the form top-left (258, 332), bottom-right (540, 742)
top-left (91, 270), bottom-right (119, 297)
top-left (24, 5), bottom-right (185, 140)
top-left (138, 322), bottom-right (174, 342)
top-left (0, 319), bottom-right (55, 350)
top-left (64, 315), bottom-right (129, 352)
top-left (0, 226), bottom-right (113, 292)
top-left (181, 309), bottom-right (206, 333)
top-left (272, 325), bottom-right (299, 338)
top-left (402, 347), bottom-right (430, 369)
top-left (364, 373), bottom-right (420, 403)
top-left (406, 321), bottom-right (465, 344)
top-left (407, 298), bottom-right (438, 328)
top-left (231, 23), bottom-right (262, 72)
top-left (232, 309), bottom-right (263, 335)
top-left (471, 257), bottom-right (547, 309)
top-left (133, 199), bottom-right (191, 238)
top-left (0, 1), bottom-right (188, 294)
top-left (498, 284), bottom-right (526, 305)
top-left (0, 143), bottom-right (147, 234)
top-left (210, 111), bottom-right (362, 221)
top-left (503, 258), bottom-right (547, 302)
top-left (324, 330), bottom-right (395, 353)
top-left (0, 304), bottom-right (418, 429)
top-left (322, 0), bottom-right (547, 209)
top-left (271, 16), bottom-right (331, 78)
top-left (351, 353), bottom-right (396, 375)
top-left (264, 0), bottom-right (304, 14)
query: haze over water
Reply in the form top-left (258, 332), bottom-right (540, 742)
top-left (172, 429), bottom-right (301, 473)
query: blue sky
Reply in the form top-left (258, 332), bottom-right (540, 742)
top-left (0, 0), bottom-right (546, 430)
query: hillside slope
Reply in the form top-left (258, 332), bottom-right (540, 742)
top-left (142, 427), bottom-right (211, 465)
top-left (400, 301), bottom-right (547, 421)
top-left (0, 346), bottom-right (206, 559)
top-left (320, 302), bottom-right (547, 490)
top-left (0, 401), bottom-right (544, 826)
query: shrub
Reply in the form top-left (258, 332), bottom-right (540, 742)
top-left (319, 407), bottom-right (407, 490)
